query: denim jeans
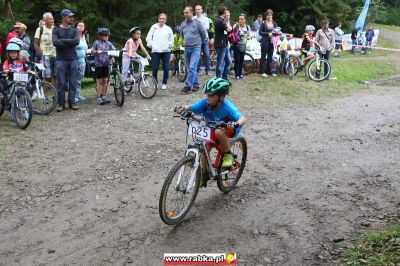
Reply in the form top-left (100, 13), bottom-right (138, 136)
top-left (151, 52), bottom-right (171, 85)
top-left (232, 45), bottom-right (245, 77)
top-left (56, 60), bottom-right (78, 105)
top-left (318, 50), bottom-right (331, 76)
top-left (76, 58), bottom-right (86, 97)
top-left (351, 39), bottom-right (357, 53)
top-left (215, 46), bottom-right (230, 80)
top-left (197, 41), bottom-right (210, 74)
top-left (260, 40), bottom-right (274, 75)
top-left (184, 47), bottom-right (201, 88)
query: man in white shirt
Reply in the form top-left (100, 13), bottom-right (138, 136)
top-left (194, 5), bottom-right (211, 75)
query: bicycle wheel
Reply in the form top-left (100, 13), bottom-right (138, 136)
top-left (217, 137), bottom-right (247, 193)
top-left (288, 55), bottom-right (300, 80)
top-left (159, 155), bottom-right (201, 225)
top-left (30, 81), bottom-right (57, 115)
top-left (177, 58), bottom-right (188, 82)
top-left (307, 58), bottom-right (331, 82)
top-left (12, 87), bottom-right (33, 129)
top-left (0, 93), bottom-right (5, 117)
top-left (112, 71), bottom-right (124, 106)
top-left (242, 53), bottom-right (255, 75)
top-left (124, 74), bottom-right (135, 93)
top-left (138, 74), bottom-right (157, 99)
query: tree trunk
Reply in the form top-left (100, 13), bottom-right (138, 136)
top-left (4, 0), bottom-right (14, 19)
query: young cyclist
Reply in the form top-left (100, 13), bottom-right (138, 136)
top-left (91, 28), bottom-right (116, 105)
top-left (3, 43), bottom-right (25, 73)
top-left (121, 27), bottom-right (151, 87)
top-left (278, 33), bottom-right (290, 74)
top-left (176, 77), bottom-right (247, 186)
top-left (300, 25), bottom-right (316, 68)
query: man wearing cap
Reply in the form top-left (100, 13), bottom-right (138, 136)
top-left (52, 9), bottom-right (80, 111)
top-left (14, 22), bottom-right (34, 60)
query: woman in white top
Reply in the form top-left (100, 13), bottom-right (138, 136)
top-left (146, 13), bottom-right (173, 90)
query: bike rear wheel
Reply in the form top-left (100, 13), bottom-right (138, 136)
top-left (30, 81), bottom-right (57, 115)
top-left (242, 53), bottom-right (255, 75)
top-left (217, 137), bottom-right (247, 193)
top-left (177, 58), bottom-right (188, 82)
top-left (12, 87), bottom-right (33, 129)
top-left (112, 71), bottom-right (124, 106)
top-left (124, 74), bottom-right (135, 93)
top-left (159, 155), bottom-right (200, 225)
top-left (307, 58), bottom-right (331, 82)
top-left (0, 93), bottom-right (5, 117)
top-left (138, 74), bottom-right (157, 99)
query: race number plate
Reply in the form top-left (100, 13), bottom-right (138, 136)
top-left (188, 121), bottom-right (211, 141)
top-left (13, 73), bottom-right (29, 82)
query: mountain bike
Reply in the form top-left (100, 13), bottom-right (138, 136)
top-left (170, 48), bottom-right (188, 82)
top-left (0, 72), bottom-right (33, 129)
top-left (25, 62), bottom-right (57, 115)
top-left (287, 40), bottom-right (331, 82)
top-left (159, 110), bottom-right (247, 225)
top-left (122, 55), bottom-right (157, 99)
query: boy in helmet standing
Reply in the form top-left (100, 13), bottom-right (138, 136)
top-left (91, 28), bottom-right (117, 105)
top-left (177, 77), bottom-right (247, 185)
top-left (52, 9), bottom-right (80, 111)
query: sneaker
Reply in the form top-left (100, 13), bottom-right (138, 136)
top-left (101, 95), bottom-right (111, 104)
top-left (68, 103), bottom-right (79, 110)
top-left (221, 153), bottom-right (233, 169)
top-left (271, 73), bottom-right (277, 77)
top-left (240, 75), bottom-right (244, 78)
top-left (96, 97), bottom-right (105, 105)
top-left (235, 76), bottom-right (241, 80)
top-left (181, 87), bottom-right (191, 93)
top-left (261, 73), bottom-right (268, 78)
top-left (56, 104), bottom-right (65, 112)
top-left (192, 86), bottom-right (200, 92)
top-left (200, 169), bottom-right (211, 188)
top-left (161, 84), bottom-right (167, 90)
top-left (78, 95), bottom-right (87, 101)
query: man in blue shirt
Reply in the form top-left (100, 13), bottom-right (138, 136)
top-left (180, 6), bottom-right (206, 93)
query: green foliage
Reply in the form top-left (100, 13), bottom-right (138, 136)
top-left (344, 222), bottom-right (400, 265)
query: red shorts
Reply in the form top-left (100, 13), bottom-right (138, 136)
top-left (209, 127), bottom-right (235, 144)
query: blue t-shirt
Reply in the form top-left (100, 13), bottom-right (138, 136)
top-left (189, 98), bottom-right (243, 136)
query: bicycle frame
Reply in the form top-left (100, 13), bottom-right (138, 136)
top-left (179, 116), bottom-right (242, 193)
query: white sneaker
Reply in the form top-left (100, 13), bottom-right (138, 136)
top-left (161, 84), bottom-right (167, 90)
top-left (271, 73), bottom-right (277, 77)
top-left (261, 73), bottom-right (268, 78)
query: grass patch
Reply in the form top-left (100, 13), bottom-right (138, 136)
top-left (375, 23), bottom-right (400, 33)
top-left (243, 59), bottom-right (396, 103)
top-left (344, 222), bottom-right (400, 265)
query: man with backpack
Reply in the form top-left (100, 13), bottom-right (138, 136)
top-left (34, 12), bottom-right (57, 84)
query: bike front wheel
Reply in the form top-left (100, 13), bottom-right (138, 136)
top-left (12, 87), bottom-right (33, 129)
top-left (112, 71), bottom-right (124, 106)
top-left (217, 137), bottom-right (247, 193)
top-left (307, 58), bottom-right (331, 82)
top-left (138, 74), bottom-right (157, 99)
top-left (159, 155), bottom-right (201, 225)
top-left (30, 81), bottom-right (57, 115)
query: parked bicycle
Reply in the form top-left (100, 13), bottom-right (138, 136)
top-left (123, 54), bottom-right (157, 99)
top-left (287, 40), bottom-right (331, 82)
top-left (159, 111), bottom-right (247, 225)
top-left (0, 72), bottom-right (33, 129)
top-left (25, 62), bottom-right (57, 115)
top-left (169, 47), bottom-right (188, 82)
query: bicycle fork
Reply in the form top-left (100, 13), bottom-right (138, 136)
top-left (175, 147), bottom-right (201, 194)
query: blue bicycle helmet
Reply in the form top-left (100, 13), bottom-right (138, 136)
top-left (97, 27), bottom-right (110, 36)
top-left (6, 43), bottom-right (21, 51)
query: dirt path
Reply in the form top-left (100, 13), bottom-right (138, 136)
top-left (0, 30), bottom-right (399, 266)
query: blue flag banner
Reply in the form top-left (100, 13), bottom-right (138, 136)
top-left (354, 0), bottom-right (370, 30)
